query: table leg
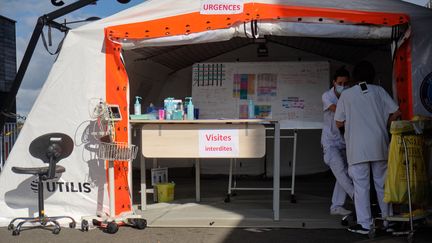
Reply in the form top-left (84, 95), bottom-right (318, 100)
top-left (140, 156), bottom-right (146, 210)
top-left (228, 158), bottom-right (233, 195)
top-left (273, 122), bottom-right (280, 221)
top-left (195, 158), bottom-right (201, 202)
top-left (153, 158), bottom-right (158, 203)
top-left (291, 130), bottom-right (297, 203)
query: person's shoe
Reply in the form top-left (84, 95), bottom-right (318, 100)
top-left (330, 207), bottom-right (352, 216)
top-left (347, 224), bottom-right (369, 235)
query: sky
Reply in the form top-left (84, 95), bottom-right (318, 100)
top-left (0, 0), bottom-right (430, 118)
top-left (0, 0), bottom-right (144, 118)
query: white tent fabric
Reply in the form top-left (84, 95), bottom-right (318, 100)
top-left (118, 22), bottom-right (393, 49)
top-left (0, 0), bottom-right (431, 226)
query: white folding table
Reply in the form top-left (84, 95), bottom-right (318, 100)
top-left (130, 119), bottom-right (282, 220)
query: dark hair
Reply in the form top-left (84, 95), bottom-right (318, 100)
top-left (333, 66), bottom-right (350, 81)
top-left (353, 61), bottom-right (375, 84)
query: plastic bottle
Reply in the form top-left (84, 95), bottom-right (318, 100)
top-left (248, 99), bottom-right (255, 118)
top-left (164, 97), bottom-right (174, 120)
top-left (186, 97), bottom-right (194, 120)
top-left (147, 103), bottom-right (155, 113)
top-left (179, 102), bottom-right (184, 120)
top-left (134, 96), bottom-right (142, 115)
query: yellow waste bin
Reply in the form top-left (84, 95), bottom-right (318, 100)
top-left (156, 182), bottom-right (175, 202)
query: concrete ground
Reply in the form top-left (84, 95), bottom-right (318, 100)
top-left (134, 171), bottom-right (345, 228)
top-left (2, 226), bottom-right (431, 243)
top-left (1, 170), bottom-right (431, 242)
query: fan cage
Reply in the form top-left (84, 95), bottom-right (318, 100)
top-left (98, 142), bottom-right (138, 161)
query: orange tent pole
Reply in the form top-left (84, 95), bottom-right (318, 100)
top-left (105, 38), bottom-right (131, 215)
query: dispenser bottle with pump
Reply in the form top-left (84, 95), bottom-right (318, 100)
top-left (186, 97), bottom-right (194, 120)
top-left (248, 99), bottom-right (255, 118)
top-left (134, 96), bottom-right (142, 115)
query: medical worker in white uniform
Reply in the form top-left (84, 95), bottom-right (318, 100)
top-left (321, 67), bottom-right (354, 216)
top-left (334, 61), bottom-right (401, 235)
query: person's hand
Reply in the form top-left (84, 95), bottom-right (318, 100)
top-left (328, 104), bottom-right (336, 112)
top-left (338, 126), bottom-right (345, 136)
top-left (335, 120), bottom-right (345, 128)
top-left (387, 110), bottom-right (402, 127)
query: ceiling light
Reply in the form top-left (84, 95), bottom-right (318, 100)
top-left (257, 43), bottom-right (268, 57)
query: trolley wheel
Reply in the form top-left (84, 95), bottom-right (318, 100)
top-left (92, 219), bottom-right (101, 226)
top-left (407, 232), bottom-right (414, 243)
top-left (290, 195), bottom-right (297, 203)
top-left (224, 195), bottom-right (231, 203)
top-left (133, 218), bottom-right (147, 230)
top-left (69, 221), bottom-right (76, 228)
top-left (52, 227), bottom-right (61, 234)
top-left (8, 223), bottom-right (14, 230)
top-left (12, 229), bottom-right (20, 236)
top-left (81, 220), bottom-right (89, 232)
top-left (105, 222), bottom-right (119, 234)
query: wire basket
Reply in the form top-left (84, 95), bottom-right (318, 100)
top-left (98, 142), bottom-right (138, 161)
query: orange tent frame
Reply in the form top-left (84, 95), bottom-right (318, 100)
top-left (104, 3), bottom-right (411, 215)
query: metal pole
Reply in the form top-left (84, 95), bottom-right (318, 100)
top-left (195, 158), bottom-right (201, 202)
top-left (291, 130), bottom-right (297, 202)
top-left (109, 160), bottom-right (116, 217)
top-left (140, 156), bottom-right (146, 210)
top-left (273, 121), bottom-right (280, 221)
top-left (402, 136), bottom-right (414, 232)
top-left (228, 158), bottom-right (233, 195)
top-left (38, 175), bottom-right (45, 218)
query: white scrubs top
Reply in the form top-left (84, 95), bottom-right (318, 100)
top-left (334, 84), bottom-right (399, 165)
top-left (321, 87), bottom-right (345, 150)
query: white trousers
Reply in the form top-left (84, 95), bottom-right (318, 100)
top-left (348, 161), bottom-right (392, 229)
top-left (323, 147), bottom-right (354, 210)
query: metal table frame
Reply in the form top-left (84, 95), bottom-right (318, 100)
top-left (130, 119), bottom-right (282, 220)
top-left (226, 129), bottom-right (297, 204)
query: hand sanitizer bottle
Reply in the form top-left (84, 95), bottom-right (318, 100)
top-left (187, 97), bottom-right (194, 120)
top-left (248, 99), bottom-right (255, 119)
top-left (134, 96), bottom-right (142, 115)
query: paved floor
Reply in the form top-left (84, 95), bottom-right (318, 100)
top-left (136, 173), bottom-right (344, 228)
top-left (1, 225), bottom-right (431, 243)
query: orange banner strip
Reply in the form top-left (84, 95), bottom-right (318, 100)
top-left (105, 3), bottom-right (409, 40)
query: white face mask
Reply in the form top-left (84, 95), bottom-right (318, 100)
top-left (335, 84), bottom-right (345, 94)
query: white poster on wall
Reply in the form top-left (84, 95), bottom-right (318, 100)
top-left (198, 129), bottom-right (239, 157)
top-left (200, 0), bottom-right (244, 15)
top-left (192, 61), bottom-right (329, 129)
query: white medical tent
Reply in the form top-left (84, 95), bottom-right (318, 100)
top-left (0, 0), bottom-right (431, 225)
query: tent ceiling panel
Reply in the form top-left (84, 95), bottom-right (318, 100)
top-left (131, 37), bottom-right (254, 71)
top-left (128, 36), bottom-right (391, 71)
top-left (267, 36), bottom-right (391, 64)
